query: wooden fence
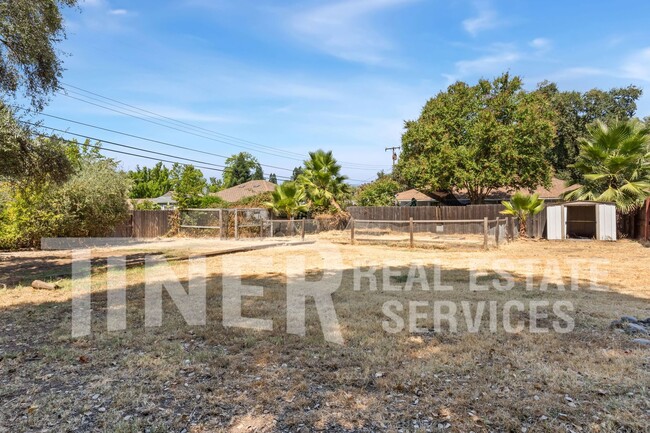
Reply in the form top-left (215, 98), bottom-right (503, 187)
top-left (622, 197), bottom-right (650, 240)
top-left (109, 210), bottom-right (173, 238)
top-left (107, 200), bottom-right (649, 240)
top-left (348, 205), bottom-right (511, 235)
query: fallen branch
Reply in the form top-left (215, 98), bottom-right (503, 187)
top-left (31, 280), bottom-right (60, 290)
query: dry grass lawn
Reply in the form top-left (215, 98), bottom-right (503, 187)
top-left (0, 238), bottom-right (649, 432)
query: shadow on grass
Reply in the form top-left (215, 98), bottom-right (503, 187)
top-left (0, 252), bottom-right (649, 432)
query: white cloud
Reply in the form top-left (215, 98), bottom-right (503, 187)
top-left (109, 9), bottom-right (128, 16)
top-left (529, 38), bottom-right (551, 51)
top-left (621, 47), bottom-right (650, 81)
top-left (543, 67), bottom-right (609, 82)
top-left (462, 2), bottom-right (500, 36)
top-left (446, 47), bottom-right (520, 82)
top-left (286, 0), bottom-right (418, 65)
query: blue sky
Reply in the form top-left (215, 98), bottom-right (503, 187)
top-left (37, 0), bottom-right (650, 184)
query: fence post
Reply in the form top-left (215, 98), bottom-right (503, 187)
top-left (219, 209), bottom-right (224, 240)
top-left (506, 216), bottom-right (513, 241)
top-left (495, 217), bottom-right (500, 247)
top-left (269, 220), bottom-right (273, 238)
top-left (483, 217), bottom-right (489, 250)
top-left (301, 219), bottom-right (305, 241)
top-left (350, 218), bottom-right (355, 245)
top-left (234, 209), bottom-right (239, 240)
top-left (409, 217), bottom-right (414, 249)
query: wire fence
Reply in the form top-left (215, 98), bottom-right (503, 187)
top-left (346, 217), bottom-right (514, 249)
top-left (179, 208), bottom-right (223, 237)
top-left (179, 208), bottom-right (319, 240)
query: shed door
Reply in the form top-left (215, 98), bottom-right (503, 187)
top-left (597, 204), bottom-right (617, 241)
top-left (546, 206), bottom-right (562, 240)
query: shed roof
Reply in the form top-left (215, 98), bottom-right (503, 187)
top-left (546, 201), bottom-right (616, 207)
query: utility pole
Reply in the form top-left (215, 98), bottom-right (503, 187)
top-left (385, 146), bottom-right (400, 167)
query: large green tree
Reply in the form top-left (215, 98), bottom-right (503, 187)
top-left (222, 152), bottom-right (264, 188)
top-left (562, 120), bottom-right (650, 213)
top-left (0, 0), bottom-right (78, 184)
top-left (0, 0), bottom-right (77, 108)
top-left (354, 173), bottom-right (401, 206)
top-left (536, 82), bottom-right (642, 180)
top-left (128, 162), bottom-right (173, 199)
top-left (170, 163), bottom-right (207, 209)
top-left (395, 73), bottom-right (556, 203)
top-left (291, 166), bottom-right (304, 181)
top-left (0, 107), bottom-right (72, 184)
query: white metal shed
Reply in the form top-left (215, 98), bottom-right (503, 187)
top-left (546, 202), bottom-right (616, 241)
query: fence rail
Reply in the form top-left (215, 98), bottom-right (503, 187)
top-left (349, 216), bottom-right (514, 249)
top-left (106, 201), bottom-right (648, 241)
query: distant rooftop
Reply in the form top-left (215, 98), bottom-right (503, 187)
top-left (395, 188), bottom-right (437, 202)
top-left (214, 179), bottom-right (276, 203)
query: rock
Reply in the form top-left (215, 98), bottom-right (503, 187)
top-left (620, 316), bottom-right (638, 323)
top-left (624, 323), bottom-right (649, 335)
top-left (631, 338), bottom-right (650, 346)
top-left (609, 319), bottom-right (623, 329)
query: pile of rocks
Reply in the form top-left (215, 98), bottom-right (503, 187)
top-left (610, 316), bottom-right (650, 346)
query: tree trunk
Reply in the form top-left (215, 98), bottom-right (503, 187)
top-left (519, 218), bottom-right (528, 238)
top-left (330, 198), bottom-right (343, 213)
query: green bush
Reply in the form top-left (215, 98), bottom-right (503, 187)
top-left (0, 158), bottom-right (130, 248)
top-left (354, 176), bottom-right (402, 206)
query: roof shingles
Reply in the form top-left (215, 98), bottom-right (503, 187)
top-left (214, 180), bottom-right (276, 203)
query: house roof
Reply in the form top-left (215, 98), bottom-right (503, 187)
top-left (454, 177), bottom-right (579, 201)
top-left (214, 180), bottom-right (277, 203)
top-left (523, 177), bottom-right (580, 199)
top-left (150, 191), bottom-right (176, 204)
top-left (395, 188), bottom-right (438, 202)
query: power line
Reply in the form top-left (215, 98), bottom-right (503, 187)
top-left (30, 130), bottom-right (230, 176)
top-left (58, 84), bottom-right (390, 171)
top-left (14, 107), bottom-right (293, 173)
top-left (21, 121), bottom-right (294, 180)
top-left (62, 83), bottom-right (314, 160)
top-left (18, 113), bottom-right (370, 184)
top-left (57, 91), bottom-right (314, 164)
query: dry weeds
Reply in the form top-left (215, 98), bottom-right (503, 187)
top-left (0, 238), bottom-right (648, 432)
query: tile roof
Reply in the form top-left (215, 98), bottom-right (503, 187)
top-left (214, 180), bottom-right (277, 203)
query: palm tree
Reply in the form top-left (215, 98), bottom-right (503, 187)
top-left (500, 192), bottom-right (545, 237)
top-left (265, 181), bottom-right (309, 232)
top-left (298, 150), bottom-right (350, 213)
top-left (562, 120), bottom-right (650, 213)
